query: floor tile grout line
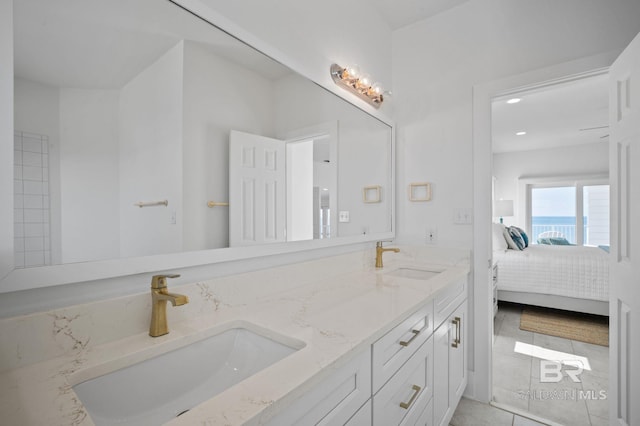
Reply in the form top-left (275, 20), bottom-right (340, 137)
top-left (494, 303), bottom-right (603, 425)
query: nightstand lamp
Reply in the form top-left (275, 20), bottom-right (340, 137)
top-left (494, 199), bottom-right (514, 224)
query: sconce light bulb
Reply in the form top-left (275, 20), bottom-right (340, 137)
top-left (346, 64), bottom-right (360, 80)
top-left (330, 63), bottom-right (384, 109)
top-left (359, 73), bottom-right (372, 88)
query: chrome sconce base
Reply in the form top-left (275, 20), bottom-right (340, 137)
top-left (330, 63), bottom-right (384, 109)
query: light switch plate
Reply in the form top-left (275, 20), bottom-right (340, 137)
top-left (453, 208), bottom-right (473, 224)
top-left (339, 211), bottom-right (350, 223)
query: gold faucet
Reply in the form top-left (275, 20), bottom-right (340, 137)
top-left (375, 241), bottom-right (400, 268)
top-left (149, 274), bottom-right (188, 337)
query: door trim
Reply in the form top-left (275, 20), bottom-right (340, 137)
top-left (470, 50), bottom-right (620, 403)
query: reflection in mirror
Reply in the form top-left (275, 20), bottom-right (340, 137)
top-left (12, 0), bottom-right (392, 268)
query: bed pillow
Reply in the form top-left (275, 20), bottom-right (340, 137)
top-left (538, 236), bottom-right (572, 245)
top-left (513, 226), bottom-right (529, 248)
top-left (492, 223), bottom-right (508, 250)
top-left (503, 226), bottom-right (521, 250)
top-left (508, 226), bottom-right (526, 250)
top-left (549, 237), bottom-right (572, 245)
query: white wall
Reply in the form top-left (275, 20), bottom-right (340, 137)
top-left (393, 0), bottom-right (640, 248)
top-left (59, 89), bottom-right (120, 263)
top-left (119, 42), bottom-right (184, 258)
top-left (0, 0), bottom-right (12, 278)
top-left (13, 78), bottom-right (60, 263)
top-left (338, 124), bottom-right (392, 237)
top-left (392, 0), bottom-right (640, 399)
top-left (493, 142), bottom-right (609, 227)
top-left (197, 0), bottom-right (392, 115)
top-left (274, 73), bottom-right (393, 237)
top-left (286, 140), bottom-right (314, 241)
top-left (181, 41), bottom-right (275, 251)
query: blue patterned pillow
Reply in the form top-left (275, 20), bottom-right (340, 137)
top-left (513, 226), bottom-right (529, 248)
top-left (508, 226), bottom-right (526, 250)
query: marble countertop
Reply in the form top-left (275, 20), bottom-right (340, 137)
top-left (0, 250), bottom-right (469, 426)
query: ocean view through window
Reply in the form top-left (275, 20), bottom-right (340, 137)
top-left (530, 184), bottom-right (609, 246)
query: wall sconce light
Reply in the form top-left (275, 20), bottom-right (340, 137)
top-left (330, 63), bottom-right (384, 108)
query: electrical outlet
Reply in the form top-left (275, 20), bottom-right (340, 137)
top-left (339, 211), bottom-right (350, 223)
top-left (426, 227), bottom-right (437, 244)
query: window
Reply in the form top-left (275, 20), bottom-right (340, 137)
top-left (528, 180), bottom-right (609, 246)
top-left (583, 185), bottom-right (610, 246)
top-left (531, 186), bottom-right (577, 244)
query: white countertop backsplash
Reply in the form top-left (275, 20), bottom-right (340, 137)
top-left (0, 245), bottom-right (469, 426)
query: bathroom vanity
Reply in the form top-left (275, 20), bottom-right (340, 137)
top-left (0, 246), bottom-right (469, 426)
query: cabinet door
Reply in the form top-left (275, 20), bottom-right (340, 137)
top-left (433, 300), bottom-right (467, 426)
top-left (449, 301), bottom-right (467, 407)
top-left (433, 313), bottom-right (453, 426)
top-left (433, 276), bottom-right (466, 328)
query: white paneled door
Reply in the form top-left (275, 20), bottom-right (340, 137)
top-left (229, 130), bottom-right (286, 246)
top-left (609, 31), bottom-right (640, 426)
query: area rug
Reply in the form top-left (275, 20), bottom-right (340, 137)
top-left (520, 307), bottom-right (609, 347)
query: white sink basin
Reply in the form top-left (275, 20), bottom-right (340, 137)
top-left (73, 325), bottom-right (303, 426)
top-left (385, 267), bottom-right (442, 281)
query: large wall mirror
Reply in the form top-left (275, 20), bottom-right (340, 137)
top-left (4, 0), bottom-right (393, 291)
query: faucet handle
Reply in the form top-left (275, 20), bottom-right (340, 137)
top-left (151, 274), bottom-right (180, 289)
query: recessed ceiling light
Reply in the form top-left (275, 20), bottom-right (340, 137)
top-left (516, 131), bottom-right (527, 136)
top-left (507, 98), bottom-right (522, 104)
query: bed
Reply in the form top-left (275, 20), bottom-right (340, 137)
top-left (492, 224), bottom-right (609, 316)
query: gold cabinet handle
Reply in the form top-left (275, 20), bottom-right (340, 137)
top-left (399, 329), bottom-right (421, 347)
top-left (399, 384), bottom-right (422, 409)
top-left (207, 200), bottom-right (229, 207)
top-left (451, 316), bottom-right (461, 348)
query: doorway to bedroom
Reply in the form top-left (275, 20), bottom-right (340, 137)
top-left (490, 72), bottom-right (611, 426)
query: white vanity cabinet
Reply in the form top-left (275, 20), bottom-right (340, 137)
top-left (267, 274), bottom-right (467, 426)
top-left (372, 302), bottom-right (433, 392)
top-left (264, 349), bottom-right (371, 426)
top-left (372, 335), bottom-right (433, 426)
top-left (433, 300), bottom-right (467, 426)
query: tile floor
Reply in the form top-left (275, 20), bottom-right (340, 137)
top-left (450, 302), bottom-right (610, 426)
top-left (491, 302), bottom-right (609, 426)
top-left (451, 397), bottom-right (549, 426)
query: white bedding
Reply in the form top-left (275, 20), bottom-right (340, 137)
top-left (493, 245), bottom-right (609, 302)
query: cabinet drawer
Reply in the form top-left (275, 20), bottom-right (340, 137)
top-left (433, 275), bottom-right (467, 328)
top-left (265, 349), bottom-right (371, 426)
top-left (373, 335), bottom-right (433, 426)
top-left (372, 301), bottom-right (433, 392)
top-left (345, 399), bottom-right (371, 425)
top-left (414, 397), bottom-right (433, 426)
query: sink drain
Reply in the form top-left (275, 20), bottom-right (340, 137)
top-left (176, 409), bottom-right (190, 417)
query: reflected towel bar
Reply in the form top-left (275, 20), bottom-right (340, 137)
top-left (207, 201), bottom-right (229, 208)
top-left (134, 200), bottom-right (168, 208)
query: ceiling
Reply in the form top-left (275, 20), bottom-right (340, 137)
top-left (371, 0), bottom-right (471, 30)
top-left (15, 0), bottom-right (475, 90)
top-left (14, 0), bottom-right (290, 89)
top-left (491, 74), bottom-right (609, 154)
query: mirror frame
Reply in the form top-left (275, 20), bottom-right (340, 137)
top-left (0, 0), bottom-right (395, 293)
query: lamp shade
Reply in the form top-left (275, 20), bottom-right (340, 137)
top-left (494, 199), bottom-right (514, 218)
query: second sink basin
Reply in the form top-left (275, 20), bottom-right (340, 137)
top-left (385, 267), bottom-right (442, 281)
top-left (73, 323), bottom-right (303, 426)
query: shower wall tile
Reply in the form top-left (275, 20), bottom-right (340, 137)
top-left (13, 132), bottom-right (51, 269)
